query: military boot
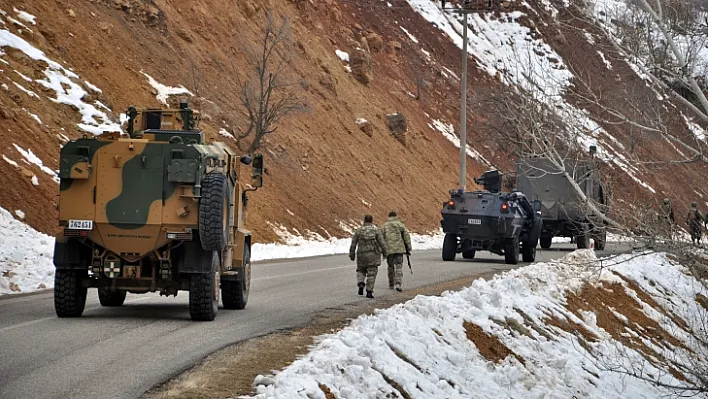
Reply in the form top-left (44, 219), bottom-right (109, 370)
top-left (358, 282), bottom-right (365, 296)
top-left (366, 291), bottom-right (374, 299)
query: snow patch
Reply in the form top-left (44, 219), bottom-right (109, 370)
top-left (13, 8), bottom-right (36, 25)
top-left (141, 71), bottom-right (192, 106)
top-left (12, 144), bottom-right (59, 183)
top-left (0, 207), bottom-right (55, 295)
top-left (0, 28), bottom-right (122, 135)
top-left (335, 49), bottom-right (349, 63)
top-left (400, 26), bottom-right (419, 43)
top-left (247, 251), bottom-right (705, 398)
top-left (683, 114), bottom-right (706, 141)
top-left (23, 108), bottom-right (42, 124)
top-left (429, 119), bottom-right (493, 167)
top-left (14, 209), bottom-right (24, 219)
top-left (84, 80), bottom-right (102, 93)
top-left (12, 81), bottom-right (38, 98)
top-left (14, 70), bottom-right (32, 82)
top-left (31, 175), bottom-right (39, 186)
top-left (218, 128), bottom-right (235, 140)
top-left (3, 154), bottom-right (18, 167)
top-left (597, 50), bottom-right (612, 69)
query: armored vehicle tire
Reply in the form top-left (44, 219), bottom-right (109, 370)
top-left (442, 234), bottom-right (457, 261)
top-left (462, 250), bottom-right (476, 259)
top-left (222, 245), bottom-right (251, 310)
top-left (189, 250), bottom-right (220, 321)
top-left (504, 236), bottom-right (520, 265)
top-left (54, 270), bottom-right (88, 318)
top-left (528, 215), bottom-right (542, 247)
top-left (521, 242), bottom-right (536, 262)
top-left (199, 173), bottom-right (228, 252)
top-left (540, 236), bottom-right (552, 249)
top-left (98, 286), bottom-right (127, 307)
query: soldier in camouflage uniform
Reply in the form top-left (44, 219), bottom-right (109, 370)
top-left (381, 211), bottom-right (412, 292)
top-left (349, 215), bottom-right (388, 298)
top-left (659, 198), bottom-right (675, 238)
top-left (686, 202), bottom-right (705, 245)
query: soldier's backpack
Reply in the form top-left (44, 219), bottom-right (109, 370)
top-left (358, 226), bottom-right (381, 253)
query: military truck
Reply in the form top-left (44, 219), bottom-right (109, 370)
top-left (53, 101), bottom-right (264, 321)
top-left (515, 155), bottom-right (608, 250)
top-left (440, 170), bottom-right (543, 264)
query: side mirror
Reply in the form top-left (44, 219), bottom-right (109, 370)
top-left (240, 155), bottom-right (253, 165)
top-left (251, 153), bottom-right (264, 188)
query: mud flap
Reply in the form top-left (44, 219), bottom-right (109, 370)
top-left (53, 239), bottom-right (90, 270)
top-left (177, 237), bottom-right (215, 273)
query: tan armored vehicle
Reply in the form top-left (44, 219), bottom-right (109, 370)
top-left (53, 101), bottom-right (264, 321)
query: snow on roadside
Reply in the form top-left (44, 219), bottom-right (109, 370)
top-left (141, 71), bottom-right (193, 105)
top-left (252, 222), bottom-right (444, 262)
top-left (219, 128), bottom-right (235, 140)
top-left (247, 250), bottom-right (706, 398)
top-left (0, 207), bottom-right (54, 295)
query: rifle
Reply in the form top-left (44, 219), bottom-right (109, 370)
top-left (400, 228), bottom-right (412, 274)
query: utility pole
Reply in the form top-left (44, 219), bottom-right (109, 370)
top-left (458, 10), bottom-right (470, 191)
top-left (441, 1), bottom-right (492, 192)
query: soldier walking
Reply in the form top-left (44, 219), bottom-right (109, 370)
top-left (685, 202), bottom-right (705, 245)
top-left (349, 215), bottom-right (388, 298)
top-left (381, 211), bottom-right (412, 292)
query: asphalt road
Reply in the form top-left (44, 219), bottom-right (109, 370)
top-left (0, 243), bottom-right (621, 399)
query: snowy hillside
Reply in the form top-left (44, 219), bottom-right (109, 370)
top-left (247, 250), bottom-right (708, 398)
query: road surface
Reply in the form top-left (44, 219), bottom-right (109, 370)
top-left (0, 244), bottom-right (620, 399)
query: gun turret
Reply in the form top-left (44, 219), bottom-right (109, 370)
top-left (474, 170), bottom-right (502, 193)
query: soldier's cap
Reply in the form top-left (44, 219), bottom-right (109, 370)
top-left (691, 202), bottom-right (697, 207)
top-left (663, 198), bottom-right (669, 203)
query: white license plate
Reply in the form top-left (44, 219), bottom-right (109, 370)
top-left (468, 218), bottom-right (482, 225)
top-left (68, 220), bottom-right (93, 230)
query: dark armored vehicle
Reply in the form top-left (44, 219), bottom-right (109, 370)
top-left (515, 155), bottom-right (608, 250)
top-left (440, 170), bottom-right (543, 264)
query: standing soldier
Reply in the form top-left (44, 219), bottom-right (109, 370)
top-left (660, 198), bottom-right (675, 237)
top-left (381, 211), bottom-right (412, 292)
top-left (686, 202), bottom-right (705, 245)
top-left (349, 215), bottom-right (387, 298)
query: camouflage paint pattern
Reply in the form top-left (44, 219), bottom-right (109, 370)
top-left (57, 106), bottom-right (262, 274)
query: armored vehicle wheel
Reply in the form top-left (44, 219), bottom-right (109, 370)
top-left (199, 174), bottom-right (228, 252)
top-left (462, 250), bottom-right (476, 259)
top-left (521, 243), bottom-right (536, 262)
top-left (98, 286), bottom-right (127, 307)
top-left (222, 245), bottom-right (251, 310)
top-left (540, 236), bottom-right (552, 249)
top-left (442, 233), bottom-right (457, 261)
top-left (189, 250), bottom-right (220, 321)
top-left (504, 236), bottom-right (520, 265)
top-left (54, 270), bottom-right (87, 318)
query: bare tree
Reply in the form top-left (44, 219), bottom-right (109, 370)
top-left (233, 11), bottom-right (306, 153)
top-left (587, 0), bottom-right (708, 117)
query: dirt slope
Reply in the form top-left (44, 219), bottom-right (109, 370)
top-left (0, 0), bottom-right (706, 243)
